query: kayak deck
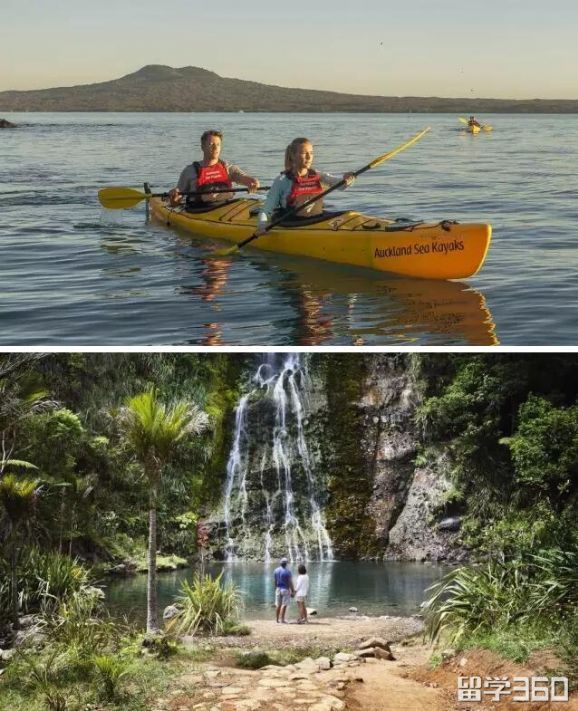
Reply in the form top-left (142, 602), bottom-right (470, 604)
top-left (149, 197), bottom-right (491, 281)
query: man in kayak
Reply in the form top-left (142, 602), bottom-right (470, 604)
top-left (255, 137), bottom-right (355, 235)
top-left (468, 116), bottom-right (482, 128)
top-left (168, 130), bottom-right (260, 208)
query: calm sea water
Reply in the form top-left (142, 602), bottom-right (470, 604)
top-left (1, 112), bottom-right (577, 346)
top-left (104, 561), bottom-right (445, 625)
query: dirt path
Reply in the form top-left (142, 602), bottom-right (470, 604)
top-left (164, 616), bottom-right (450, 711)
top-left (163, 618), bottom-right (577, 710)
top-left (204, 614), bottom-right (424, 651)
top-left (343, 642), bottom-right (448, 711)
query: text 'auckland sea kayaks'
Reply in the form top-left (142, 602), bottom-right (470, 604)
top-left (149, 197), bottom-right (492, 281)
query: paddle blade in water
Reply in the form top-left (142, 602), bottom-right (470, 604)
top-left (98, 187), bottom-right (147, 210)
top-left (211, 245), bottom-right (240, 258)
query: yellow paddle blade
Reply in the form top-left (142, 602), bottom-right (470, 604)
top-left (482, 124), bottom-right (493, 132)
top-left (369, 126), bottom-right (431, 169)
top-left (212, 245), bottom-right (240, 258)
top-left (98, 187), bottom-right (148, 210)
top-left (458, 117), bottom-right (469, 125)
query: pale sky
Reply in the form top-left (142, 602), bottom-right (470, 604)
top-left (2, 0), bottom-right (577, 99)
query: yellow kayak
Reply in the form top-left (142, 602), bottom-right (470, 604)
top-left (466, 124), bottom-right (481, 134)
top-left (149, 197), bottom-right (491, 281)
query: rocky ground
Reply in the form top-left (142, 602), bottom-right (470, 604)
top-left (150, 617), bottom-right (578, 711)
top-left (193, 614), bottom-right (424, 652)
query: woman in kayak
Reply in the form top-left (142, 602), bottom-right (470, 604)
top-left (255, 137), bottom-right (355, 235)
top-left (468, 116), bottom-right (482, 128)
top-left (169, 130), bottom-right (260, 208)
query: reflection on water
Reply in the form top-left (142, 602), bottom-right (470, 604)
top-left (273, 257), bottom-right (499, 346)
top-left (169, 232), bottom-right (498, 346)
top-left (4, 111), bottom-right (576, 344)
top-left (103, 561), bottom-right (446, 626)
top-left (179, 257), bottom-right (233, 345)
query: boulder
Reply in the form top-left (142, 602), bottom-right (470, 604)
top-left (437, 516), bottom-right (461, 532)
top-left (358, 637), bottom-right (391, 652)
top-left (356, 648), bottom-right (377, 658)
top-left (163, 604), bottom-right (182, 621)
top-left (108, 562), bottom-right (137, 576)
top-left (0, 648), bottom-right (16, 662)
top-left (14, 627), bottom-right (47, 649)
top-left (0, 119), bottom-right (17, 128)
top-left (333, 652), bottom-right (357, 664)
top-left (315, 656), bottom-right (332, 670)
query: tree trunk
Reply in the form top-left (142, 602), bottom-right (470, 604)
top-left (11, 546), bottom-right (19, 631)
top-left (146, 485), bottom-right (159, 633)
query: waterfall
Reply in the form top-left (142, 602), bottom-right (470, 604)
top-left (221, 354), bottom-right (333, 562)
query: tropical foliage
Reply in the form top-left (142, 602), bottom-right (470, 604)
top-left (166, 572), bottom-right (243, 637)
top-left (119, 387), bottom-right (208, 632)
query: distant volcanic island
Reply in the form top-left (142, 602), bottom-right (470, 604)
top-left (1, 65), bottom-right (577, 113)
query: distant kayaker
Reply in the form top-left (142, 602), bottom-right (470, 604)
top-left (273, 556), bottom-right (295, 624)
top-left (468, 115), bottom-right (482, 128)
top-left (169, 130), bottom-right (259, 208)
top-left (255, 137), bottom-right (355, 235)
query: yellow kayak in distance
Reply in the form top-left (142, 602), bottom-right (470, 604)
top-left (149, 197), bottom-right (491, 281)
top-left (459, 117), bottom-right (493, 133)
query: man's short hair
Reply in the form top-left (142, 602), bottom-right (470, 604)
top-left (201, 129), bottom-right (223, 146)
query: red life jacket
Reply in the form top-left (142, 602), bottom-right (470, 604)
top-left (286, 169), bottom-right (323, 211)
top-left (194, 160), bottom-right (233, 192)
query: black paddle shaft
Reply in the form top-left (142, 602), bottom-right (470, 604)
top-left (169, 186), bottom-right (269, 199)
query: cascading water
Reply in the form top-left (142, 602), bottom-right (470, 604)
top-left (221, 354), bottom-right (333, 563)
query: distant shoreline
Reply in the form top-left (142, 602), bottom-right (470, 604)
top-left (1, 64), bottom-right (577, 113)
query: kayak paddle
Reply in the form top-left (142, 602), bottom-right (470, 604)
top-left (212, 126), bottom-right (431, 258)
top-left (98, 185), bottom-right (269, 210)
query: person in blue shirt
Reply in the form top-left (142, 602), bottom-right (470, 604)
top-left (273, 556), bottom-right (295, 623)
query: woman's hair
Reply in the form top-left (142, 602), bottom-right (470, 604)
top-left (201, 129), bottom-right (223, 147)
top-left (298, 564), bottom-right (307, 574)
top-left (285, 137), bottom-right (312, 172)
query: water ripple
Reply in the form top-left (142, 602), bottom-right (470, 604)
top-left (1, 112), bottom-right (578, 345)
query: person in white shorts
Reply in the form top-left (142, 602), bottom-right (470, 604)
top-left (273, 557), bottom-right (294, 624)
top-left (294, 564), bottom-right (310, 624)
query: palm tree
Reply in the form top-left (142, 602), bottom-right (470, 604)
top-left (0, 474), bottom-right (40, 629)
top-left (119, 388), bottom-right (207, 633)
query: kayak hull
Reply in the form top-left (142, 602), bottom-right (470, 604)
top-left (149, 197), bottom-right (491, 281)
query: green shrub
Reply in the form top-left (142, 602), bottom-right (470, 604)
top-left (48, 586), bottom-right (127, 660)
top-left (0, 548), bottom-right (89, 622)
top-left (13, 647), bottom-right (70, 709)
top-left (235, 650), bottom-right (273, 669)
top-left (165, 571), bottom-right (242, 637)
top-left (222, 620), bottom-right (251, 636)
top-left (423, 546), bottom-right (578, 652)
top-left (93, 654), bottom-right (130, 701)
top-left (142, 634), bottom-right (180, 659)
